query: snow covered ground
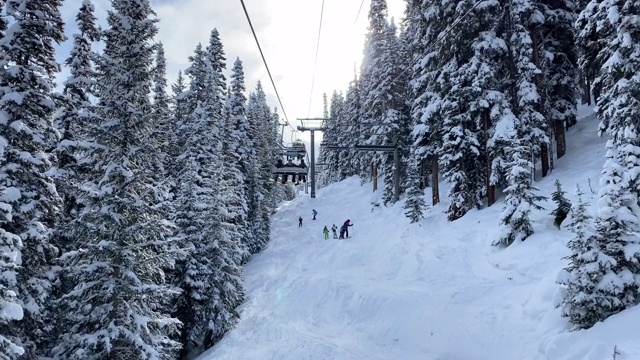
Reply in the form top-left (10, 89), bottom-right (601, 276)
top-left (199, 107), bottom-right (640, 360)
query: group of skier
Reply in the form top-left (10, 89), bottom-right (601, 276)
top-left (299, 209), bottom-right (354, 239)
top-left (323, 220), bottom-right (353, 239)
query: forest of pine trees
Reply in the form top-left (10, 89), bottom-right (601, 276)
top-left (0, 0), bottom-right (287, 358)
top-left (316, 0), bottom-right (640, 330)
top-left (1, 0), bottom-right (640, 355)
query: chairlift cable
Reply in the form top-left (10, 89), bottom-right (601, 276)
top-left (306, 0), bottom-right (325, 118)
top-left (354, 0), bottom-right (366, 24)
top-left (238, 0), bottom-right (294, 132)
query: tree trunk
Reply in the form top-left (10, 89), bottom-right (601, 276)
top-left (530, 24), bottom-right (549, 177)
top-left (372, 162), bottom-right (377, 192)
top-left (555, 120), bottom-right (566, 159)
top-left (482, 110), bottom-right (495, 206)
top-left (431, 156), bottom-right (439, 205)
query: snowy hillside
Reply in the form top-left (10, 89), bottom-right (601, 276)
top-left (199, 109), bottom-right (640, 360)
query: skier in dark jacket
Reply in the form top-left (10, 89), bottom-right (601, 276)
top-left (342, 219), bottom-right (353, 238)
top-left (312, 209), bottom-right (318, 220)
top-left (299, 216), bottom-right (303, 227)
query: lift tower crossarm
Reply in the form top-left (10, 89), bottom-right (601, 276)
top-left (296, 124), bottom-right (326, 198)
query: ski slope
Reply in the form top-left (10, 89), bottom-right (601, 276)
top-left (199, 108), bottom-right (640, 360)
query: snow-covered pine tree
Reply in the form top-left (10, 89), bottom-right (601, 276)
top-left (0, 0), bottom-right (6, 40)
top-left (0, 0), bottom-right (65, 355)
top-left (494, 134), bottom-right (546, 246)
top-left (0, 2), bottom-right (22, 358)
top-left (539, 0), bottom-right (578, 154)
top-left (358, 0), bottom-right (390, 184)
top-left (574, 0), bottom-right (640, 322)
top-left (53, 1), bottom-right (182, 358)
top-left (171, 70), bottom-right (189, 155)
top-left (320, 91), bottom-right (345, 184)
top-left (378, 19), bottom-right (410, 205)
top-left (557, 185), bottom-right (604, 329)
top-left (409, 0), bottom-right (457, 207)
top-left (550, 179), bottom-right (571, 228)
top-left (152, 42), bottom-right (175, 169)
top-left (341, 75), bottom-right (362, 179)
top-left (246, 82), bottom-right (275, 254)
top-left (223, 57), bottom-right (251, 263)
top-left (206, 28), bottom-right (227, 104)
top-left (508, 0), bottom-right (549, 172)
top-left (54, 0), bottom-right (100, 249)
top-left (439, 0), bottom-right (505, 220)
top-left (403, 158), bottom-right (427, 223)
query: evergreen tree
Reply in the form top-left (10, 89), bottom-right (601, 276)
top-left (224, 57), bottom-right (251, 263)
top-left (0, 0), bottom-right (65, 355)
top-left (206, 28), bottom-right (227, 104)
top-left (174, 45), bottom-right (245, 357)
top-left (550, 179), bottom-right (571, 228)
top-left (0, 0), bottom-right (6, 40)
top-left (171, 70), bottom-right (189, 154)
top-left (319, 91), bottom-right (345, 184)
top-left (152, 42), bottom-right (174, 166)
top-left (409, 0), bottom-right (456, 206)
top-left (53, 1), bottom-right (181, 358)
top-left (246, 82), bottom-right (275, 254)
top-left (403, 160), bottom-right (427, 223)
top-left (575, 0), bottom-right (640, 323)
top-left (341, 76), bottom-right (362, 179)
top-left (494, 136), bottom-right (546, 246)
top-left (439, 0), bottom-right (504, 220)
top-left (54, 0), bottom-right (100, 245)
top-left (557, 186), bottom-right (603, 328)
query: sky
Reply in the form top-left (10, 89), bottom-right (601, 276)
top-left (56, 0), bottom-right (407, 153)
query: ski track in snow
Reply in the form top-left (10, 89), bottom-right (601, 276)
top-left (200, 108), bottom-right (640, 360)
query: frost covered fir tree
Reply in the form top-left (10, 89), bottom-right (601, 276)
top-left (493, 136), bottom-right (545, 246)
top-left (573, 0), bottom-right (640, 323)
top-left (438, 0), bottom-right (506, 220)
top-left (53, 1), bottom-right (182, 358)
top-left (550, 180), bottom-right (571, 228)
top-left (0, 0), bottom-right (65, 355)
top-left (403, 160), bottom-right (427, 223)
top-left (556, 186), bottom-right (605, 329)
top-left (222, 57), bottom-right (251, 263)
top-left (245, 82), bottom-right (276, 254)
top-left (173, 44), bottom-right (245, 357)
top-left (54, 0), bottom-right (100, 252)
top-left (152, 42), bottom-right (175, 166)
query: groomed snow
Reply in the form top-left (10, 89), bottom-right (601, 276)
top-left (199, 107), bottom-right (640, 359)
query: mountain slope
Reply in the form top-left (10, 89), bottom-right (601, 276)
top-left (199, 109), bottom-right (640, 359)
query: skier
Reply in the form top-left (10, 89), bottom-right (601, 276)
top-left (299, 216), bottom-right (303, 227)
top-left (323, 226), bottom-right (329, 240)
top-left (338, 226), bottom-right (345, 239)
top-left (331, 224), bottom-right (338, 239)
top-left (342, 219), bottom-right (353, 238)
top-left (312, 209), bottom-right (318, 220)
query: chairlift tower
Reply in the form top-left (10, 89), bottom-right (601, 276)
top-left (297, 118), bottom-right (327, 198)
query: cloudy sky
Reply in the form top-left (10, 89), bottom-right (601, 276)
top-left (57, 0), bottom-right (406, 149)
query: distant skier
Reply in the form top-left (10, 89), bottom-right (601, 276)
top-left (323, 226), bottom-right (329, 240)
top-left (331, 224), bottom-right (338, 239)
top-left (299, 216), bottom-right (303, 227)
top-left (342, 219), bottom-right (353, 238)
top-left (312, 209), bottom-right (318, 220)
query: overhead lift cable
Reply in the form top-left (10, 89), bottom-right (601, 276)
top-left (354, 0), bottom-right (366, 24)
top-left (306, 0), bottom-right (325, 118)
top-left (239, 0), bottom-right (294, 131)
